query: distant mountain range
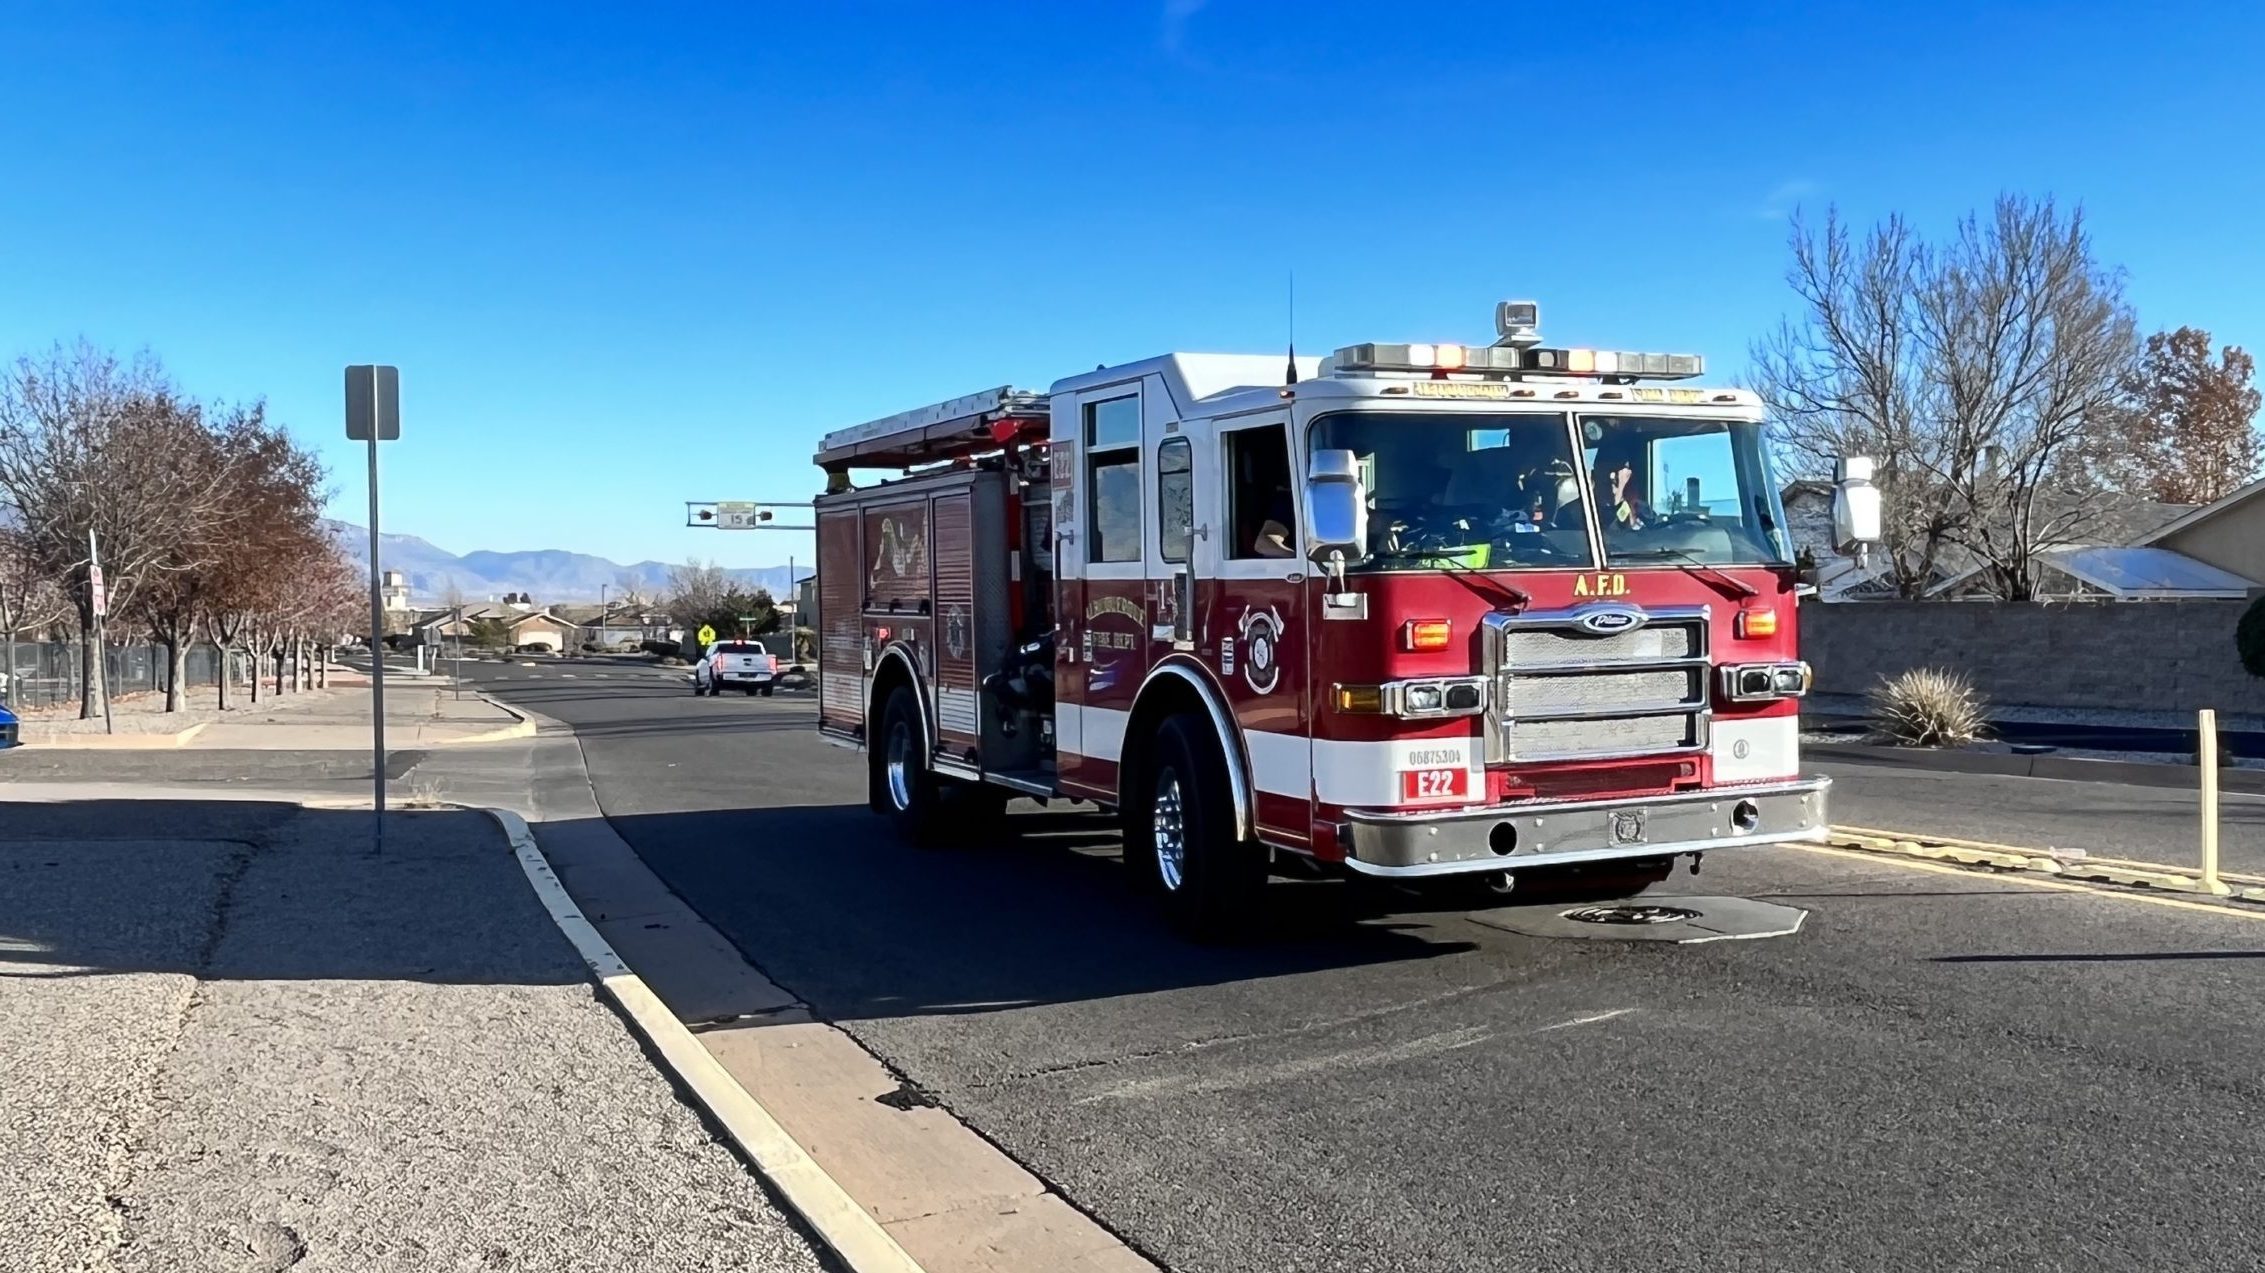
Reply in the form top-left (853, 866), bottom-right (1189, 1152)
top-left (325, 521), bottom-right (808, 606)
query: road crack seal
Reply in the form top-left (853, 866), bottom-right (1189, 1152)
top-left (97, 834), bottom-right (263, 1271)
top-left (874, 1079), bottom-right (941, 1111)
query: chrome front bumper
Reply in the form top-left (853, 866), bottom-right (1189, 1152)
top-left (1340, 776), bottom-right (1831, 878)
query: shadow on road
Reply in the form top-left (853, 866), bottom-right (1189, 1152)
top-left (1935, 950), bottom-right (2265, 963)
top-left (0, 799), bottom-right (583, 987)
top-left (568, 797), bottom-right (1476, 1026)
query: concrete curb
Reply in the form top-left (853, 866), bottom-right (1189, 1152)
top-left (18, 721), bottom-right (210, 750)
top-left (1827, 825), bottom-right (2259, 902)
top-left (1810, 740), bottom-right (2265, 796)
top-left (435, 693), bottom-right (541, 747)
top-left (482, 806), bottom-right (927, 1273)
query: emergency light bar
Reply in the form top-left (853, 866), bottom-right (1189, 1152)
top-left (1330, 343), bottom-right (1704, 381)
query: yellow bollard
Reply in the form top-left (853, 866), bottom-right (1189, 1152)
top-left (2200, 709), bottom-right (2222, 894)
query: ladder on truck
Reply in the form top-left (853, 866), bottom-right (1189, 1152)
top-left (815, 385), bottom-right (1048, 484)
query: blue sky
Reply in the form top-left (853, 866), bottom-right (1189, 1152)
top-left (4, 1), bottom-right (2260, 568)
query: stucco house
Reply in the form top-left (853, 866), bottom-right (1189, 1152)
top-left (2133, 475), bottom-right (2265, 588)
top-left (406, 602), bottom-right (580, 650)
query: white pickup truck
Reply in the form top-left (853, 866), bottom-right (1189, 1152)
top-left (695, 641), bottom-right (777, 697)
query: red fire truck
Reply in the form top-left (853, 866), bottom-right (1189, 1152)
top-left (813, 301), bottom-right (1883, 936)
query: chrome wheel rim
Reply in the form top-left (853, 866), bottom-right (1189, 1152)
top-left (885, 718), bottom-right (914, 811)
top-left (1152, 768), bottom-right (1187, 891)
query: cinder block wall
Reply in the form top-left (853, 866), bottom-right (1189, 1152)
top-left (1798, 600), bottom-right (2265, 714)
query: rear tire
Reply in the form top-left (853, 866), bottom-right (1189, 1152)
top-left (1129, 715), bottom-right (1266, 941)
top-left (875, 685), bottom-right (943, 845)
top-left (760, 685), bottom-right (775, 697)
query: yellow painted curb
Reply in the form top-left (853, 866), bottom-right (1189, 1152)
top-left (435, 719), bottom-right (539, 746)
top-left (434, 691), bottom-right (540, 747)
top-left (482, 807), bottom-right (926, 1273)
top-left (1800, 843), bottom-right (2265, 923)
top-left (1826, 825), bottom-right (2250, 903)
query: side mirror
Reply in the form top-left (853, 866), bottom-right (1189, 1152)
top-left (1831, 455), bottom-right (1883, 558)
top-left (1304, 448), bottom-right (1368, 570)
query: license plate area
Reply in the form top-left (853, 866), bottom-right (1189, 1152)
top-left (1401, 767), bottom-right (1471, 803)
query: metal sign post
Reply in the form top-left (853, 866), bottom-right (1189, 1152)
top-left (88, 531), bottom-right (112, 735)
top-left (346, 365), bottom-right (401, 850)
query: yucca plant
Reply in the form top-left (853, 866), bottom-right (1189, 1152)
top-left (2238, 594), bottom-right (2265, 680)
top-left (1869, 667), bottom-right (1989, 748)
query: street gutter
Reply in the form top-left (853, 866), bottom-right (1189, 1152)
top-left (1808, 740), bottom-right (2265, 797)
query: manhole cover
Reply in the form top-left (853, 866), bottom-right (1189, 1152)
top-left (1563, 904), bottom-right (1703, 925)
top-left (1467, 895), bottom-right (1808, 944)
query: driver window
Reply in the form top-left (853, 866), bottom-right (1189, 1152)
top-left (1225, 425), bottom-right (1295, 560)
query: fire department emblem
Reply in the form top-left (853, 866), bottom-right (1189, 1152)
top-left (1610, 809), bottom-right (1648, 845)
top-left (1237, 605), bottom-right (1284, 696)
top-left (944, 604), bottom-right (969, 659)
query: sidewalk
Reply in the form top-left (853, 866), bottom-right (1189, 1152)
top-left (12, 676), bottom-right (529, 750)
top-left (0, 791), bottom-right (827, 1273)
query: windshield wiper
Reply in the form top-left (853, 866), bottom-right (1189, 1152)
top-left (1610, 547), bottom-right (1760, 600)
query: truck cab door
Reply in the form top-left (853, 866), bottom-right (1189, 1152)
top-left (1054, 384), bottom-right (1148, 801)
top-left (1197, 413), bottom-right (1310, 848)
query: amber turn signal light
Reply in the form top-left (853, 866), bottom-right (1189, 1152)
top-left (1401, 619), bottom-right (1453, 651)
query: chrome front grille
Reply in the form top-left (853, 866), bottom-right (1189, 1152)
top-left (1498, 667), bottom-right (1703, 717)
top-left (1513, 714), bottom-right (1700, 759)
top-left (1499, 624), bottom-right (1699, 664)
top-left (1484, 605), bottom-right (1711, 764)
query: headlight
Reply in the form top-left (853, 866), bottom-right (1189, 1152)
top-left (1722, 662), bottom-right (1809, 702)
top-left (1404, 683), bottom-right (1445, 713)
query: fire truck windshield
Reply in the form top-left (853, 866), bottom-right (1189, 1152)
top-left (1310, 410), bottom-right (1793, 572)
top-left (1578, 415), bottom-right (1793, 567)
top-left (1309, 410), bottom-right (1597, 572)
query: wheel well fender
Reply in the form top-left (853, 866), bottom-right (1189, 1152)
top-left (867, 644), bottom-right (931, 751)
top-left (1120, 658), bottom-right (1253, 841)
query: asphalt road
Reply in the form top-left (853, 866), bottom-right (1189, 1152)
top-left (453, 660), bottom-right (2265, 1273)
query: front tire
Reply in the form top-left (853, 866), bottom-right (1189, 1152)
top-left (1130, 715), bottom-right (1266, 940)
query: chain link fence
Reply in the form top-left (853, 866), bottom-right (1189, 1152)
top-left (0, 642), bottom-right (251, 711)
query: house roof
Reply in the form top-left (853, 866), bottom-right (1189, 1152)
top-left (1781, 482), bottom-right (2191, 547)
top-left (1930, 545), bottom-right (2255, 600)
top-left (2136, 473), bottom-right (2265, 547)
top-left (405, 603), bottom-right (577, 629)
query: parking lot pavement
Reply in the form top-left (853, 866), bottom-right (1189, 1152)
top-left (0, 793), bottom-right (827, 1273)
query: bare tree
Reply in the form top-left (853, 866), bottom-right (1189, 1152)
top-left (1753, 195), bottom-right (2137, 600)
top-left (1751, 210), bottom-right (1943, 596)
top-left (666, 559), bottom-right (733, 623)
top-left (0, 344), bottom-right (236, 717)
top-left (198, 416), bottom-right (327, 711)
top-left (0, 526), bottom-right (69, 708)
top-left (2094, 327), bottom-right (2262, 504)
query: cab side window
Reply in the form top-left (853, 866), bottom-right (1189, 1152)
top-left (1158, 437), bottom-right (1192, 564)
top-left (1226, 424), bottom-right (1295, 560)
top-left (1087, 397), bottom-right (1141, 564)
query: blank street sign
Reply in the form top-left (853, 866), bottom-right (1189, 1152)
top-left (345, 365), bottom-right (401, 441)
